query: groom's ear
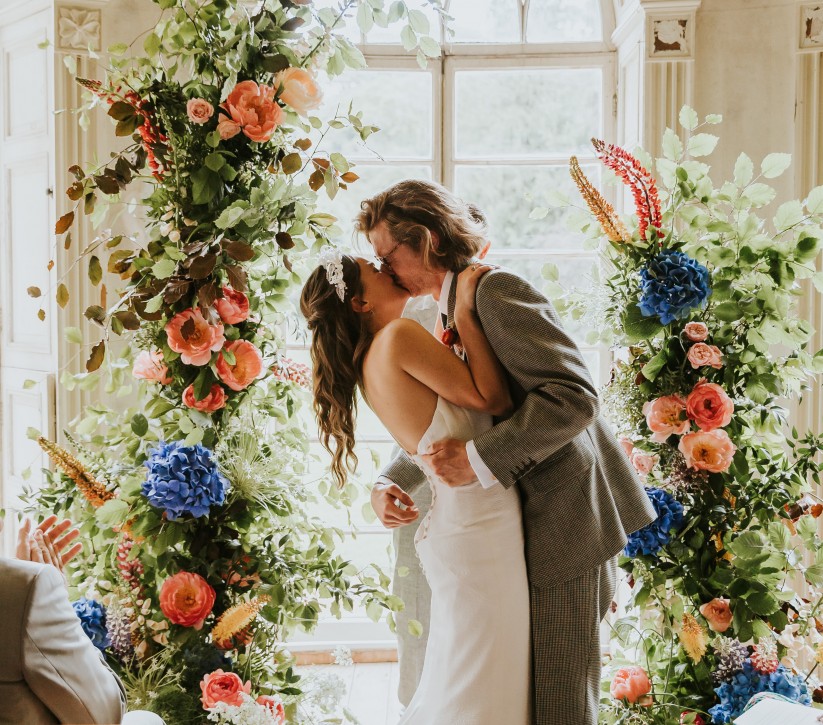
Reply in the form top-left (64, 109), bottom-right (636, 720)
top-left (429, 229), bottom-right (440, 251)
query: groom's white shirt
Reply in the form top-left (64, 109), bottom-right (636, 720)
top-left (437, 271), bottom-right (499, 489)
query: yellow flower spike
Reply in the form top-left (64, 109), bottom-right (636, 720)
top-left (211, 595), bottom-right (270, 648)
top-left (680, 613), bottom-right (708, 662)
top-left (569, 156), bottom-right (632, 244)
top-left (37, 436), bottom-right (114, 508)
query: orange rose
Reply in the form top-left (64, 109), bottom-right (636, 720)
top-left (219, 80), bottom-right (283, 143)
top-left (687, 343), bottom-right (724, 370)
top-left (642, 394), bottom-right (690, 443)
top-left (256, 695), bottom-right (286, 724)
top-left (610, 666), bottom-right (652, 705)
top-left (183, 383), bottom-right (227, 413)
top-left (683, 322), bottom-right (709, 342)
top-left (678, 429), bottom-right (736, 473)
top-left (275, 67), bottom-right (323, 115)
top-left (186, 98), bottom-right (214, 125)
top-left (215, 340), bottom-right (263, 391)
top-left (165, 308), bottom-right (225, 366)
top-left (686, 380), bottom-right (733, 431)
top-left (215, 287), bottom-right (250, 325)
top-left (699, 598), bottom-right (732, 633)
top-left (159, 572), bottom-right (215, 629)
top-left (132, 350), bottom-right (173, 384)
top-left (200, 669), bottom-right (251, 709)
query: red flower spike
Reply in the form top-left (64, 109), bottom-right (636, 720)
top-left (592, 138), bottom-right (663, 242)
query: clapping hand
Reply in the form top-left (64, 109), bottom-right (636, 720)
top-left (16, 515), bottom-right (83, 579)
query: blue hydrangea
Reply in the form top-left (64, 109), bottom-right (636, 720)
top-left (142, 441), bottom-right (228, 520)
top-left (624, 487), bottom-right (685, 558)
top-left (638, 250), bottom-right (711, 325)
top-left (72, 597), bottom-right (110, 652)
top-left (708, 660), bottom-right (812, 723)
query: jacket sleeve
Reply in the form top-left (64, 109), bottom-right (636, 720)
top-left (22, 564), bottom-right (127, 724)
top-left (378, 447), bottom-right (427, 494)
top-left (471, 269), bottom-right (600, 489)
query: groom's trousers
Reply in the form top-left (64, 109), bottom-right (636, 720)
top-left (531, 555), bottom-right (618, 725)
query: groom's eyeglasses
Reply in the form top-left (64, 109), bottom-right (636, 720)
top-left (375, 240), bottom-right (402, 269)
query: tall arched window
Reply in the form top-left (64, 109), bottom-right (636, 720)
top-left (289, 0), bottom-right (615, 652)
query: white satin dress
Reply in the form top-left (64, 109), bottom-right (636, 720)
top-left (398, 396), bottom-right (531, 725)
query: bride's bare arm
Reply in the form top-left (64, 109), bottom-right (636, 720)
top-left (382, 297), bottom-right (512, 416)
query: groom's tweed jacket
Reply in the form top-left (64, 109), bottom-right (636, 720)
top-left (380, 268), bottom-right (657, 587)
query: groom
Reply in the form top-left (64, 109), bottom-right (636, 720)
top-left (361, 179), bottom-right (657, 725)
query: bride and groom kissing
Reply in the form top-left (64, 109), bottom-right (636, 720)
top-left (300, 179), bottom-right (657, 725)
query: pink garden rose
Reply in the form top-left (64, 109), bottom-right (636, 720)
top-left (275, 67), bottom-right (323, 115)
top-left (678, 429), bottom-right (737, 473)
top-left (699, 598), bottom-right (733, 633)
top-left (132, 350), bottom-right (172, 384)
top-left (200, 669), bottom-right (251, 709)
top-left (214, 286), bottom-right (250, 324)
top-left (687, 343), bottom-right (724, 370)
top-left (159, 572), bottom-right (215, 629)
top-left (619, 436), bottom-right (634, 458)
top-left (187, 98), bottom-right (214, 124)
top-left (686, 380), bottom-right (734, 431)
top-left (182, 383), bottom-right (227, 413)
top-left (218, 80), bottom-right (283, 143)
top-left (683, 321), bottom-right (709, 342)
top-left (611, 666), bottom-right (652, 705)
top-left (165, 308), bottom-right (225, 366)
top-left (256, 695), bottom-right (286, 724)
top-left (215, 340), bottom-right (263, 391)
top-left (642, 395), bottom-right (690, 443)
top-left (630, 449), bottom-right (659, 478)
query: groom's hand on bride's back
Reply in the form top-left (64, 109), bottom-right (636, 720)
top-left (371, 482), bottom-right (419, 528)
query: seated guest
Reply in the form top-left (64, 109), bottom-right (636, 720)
top-left (0, 515), bottom-right (127, 724)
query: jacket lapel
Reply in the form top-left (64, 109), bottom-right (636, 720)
top-left (446, 270), bottom-right (459, 330)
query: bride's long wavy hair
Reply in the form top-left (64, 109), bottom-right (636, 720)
top-left (300, 255), bottom-right (372, 488)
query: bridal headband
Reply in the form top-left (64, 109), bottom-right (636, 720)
top-left (318, 247), bottom-right (346, 301)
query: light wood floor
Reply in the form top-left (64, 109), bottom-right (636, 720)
top-left (297, 663), bottom-right (402, 724)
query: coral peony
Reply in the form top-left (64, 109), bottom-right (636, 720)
top-left (683, 321), bottom-right (709, 342)
top-left (256, 695), bottom-right (286, 724)
top-left (686, 380), bottom-right (734, 431)
top-left (687, 343), bottom-right (724, 370)
top-left (699, 597), bottom-right (732, 633)
top-left (200, 669), bottom-right (251, 709)
top-left (187, 98), bottom-right (214, 124)
top-left (643, 394), bottom-right (690, 443)
top-left (218, 80), bottom-right (283, 143)
top-left (610, 666), bottom-right (652, 704)
top-left (183, 383), bottom-right (227, 413)
top-left (275, 67), bottom-right (323, 115)
top-left (215, 340), bottom-right (263, 391)
top-left (215, 286), bottom-right (250, 324)
top-left (165, 308), bottom-right (225, 366)
top-left (132, 350), bottom-right (173, 384)
top-left (678, 429), bottom-right (736, 473)
top-left (159, 571), bottom-right (216, 629)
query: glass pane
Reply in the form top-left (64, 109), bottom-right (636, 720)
top-left (366, 0), bottom-right (441, 43)
top-left (454, 163), bottom-right (600, 252)
top-left (454, 68), bottom-right (602, 158)
top-left (582, 350), bottom-right (604, 385)
top-left (527, 0), bottom-right (602, 43)
top-left (318, 70), bottom-right (433, 159)
top-left (447, 0), bottom-right (520, 43)
top-left (484, 253), bottom-right (598, 340)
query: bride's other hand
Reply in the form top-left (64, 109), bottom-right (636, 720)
top-left (371, 482), bottom-right (419, 529)
top-left (455, 264), bottom-right (493, 317)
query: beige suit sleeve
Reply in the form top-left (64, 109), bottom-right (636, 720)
top-left (22, 565), bottom-right (126, 725)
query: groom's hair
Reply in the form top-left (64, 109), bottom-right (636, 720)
top-left (356, 179), bottom-right (489, 271)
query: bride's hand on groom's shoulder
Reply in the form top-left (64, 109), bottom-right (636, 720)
top-left (455, 264), bottom-right (494, 317)
top-left (371, 482), bottom-right (419, 529)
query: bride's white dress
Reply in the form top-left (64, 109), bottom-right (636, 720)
top-left (398, 396), bottom-right (530, 725)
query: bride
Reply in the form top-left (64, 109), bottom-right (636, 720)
top-left (300, 252), bottom-right (530, 724)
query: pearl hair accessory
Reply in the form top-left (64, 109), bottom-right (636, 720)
top-left (318, 246), bottom-right (346, 301)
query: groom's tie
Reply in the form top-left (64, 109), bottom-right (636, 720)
top-left (440, 311), bottom-right (448, 330)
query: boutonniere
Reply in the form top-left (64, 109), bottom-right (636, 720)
top-left (440, 325), bottom-right (464, 356)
